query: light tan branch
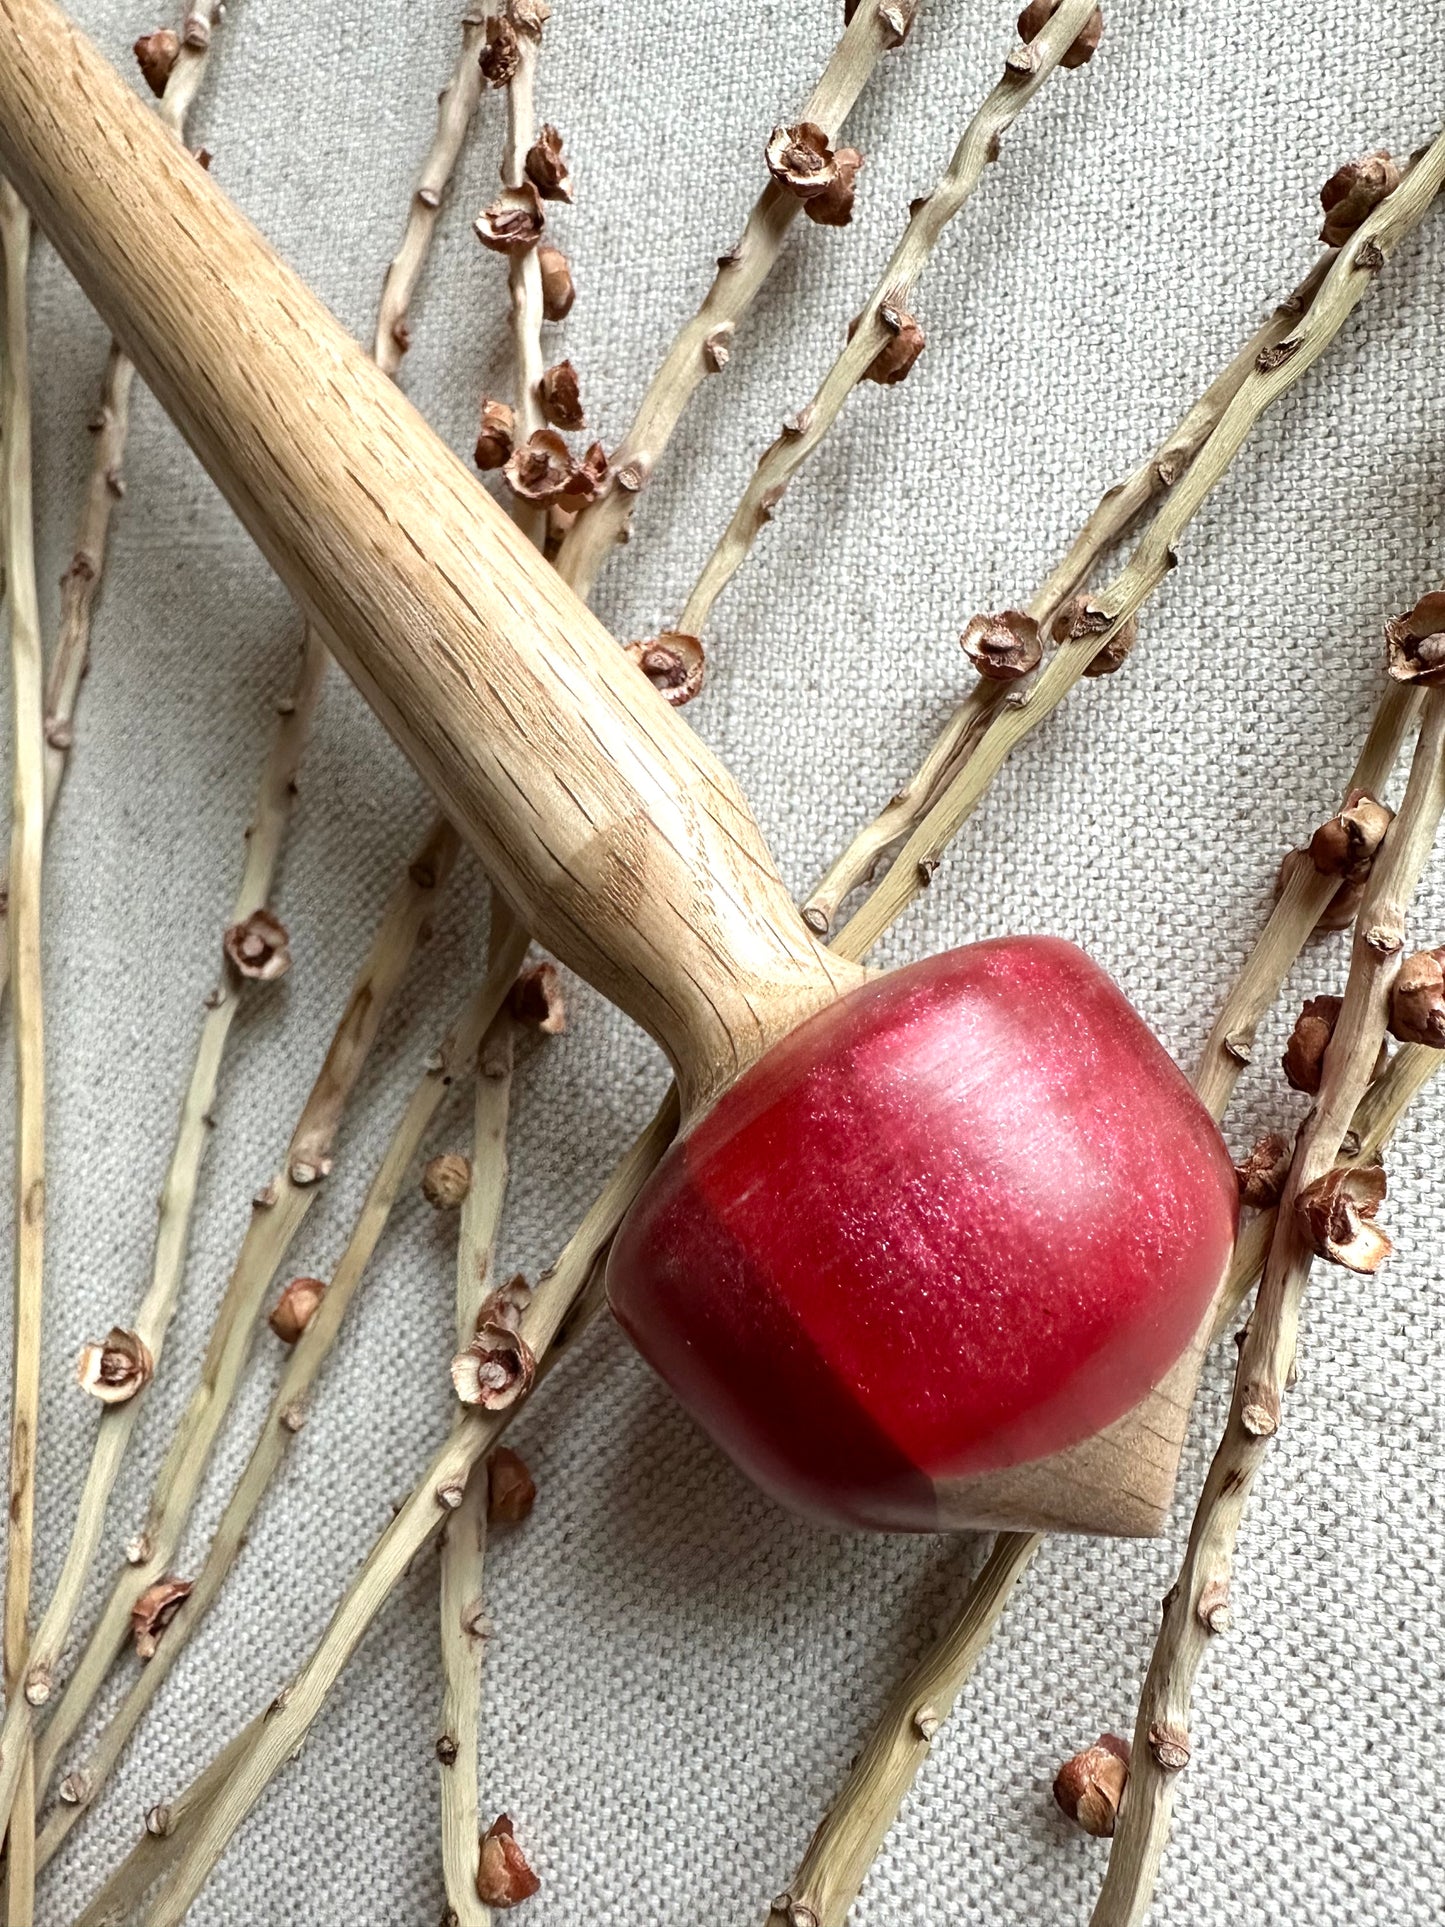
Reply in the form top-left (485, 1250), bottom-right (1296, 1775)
top-left (832, 133), bottom-right (1445, 962)
top-left (35, 913), bottom-right (527, 1872)
top-left (0, 5), bottom-right (226, 1004)
top-left (679, 0), bottom-right (1102, 645)
top-left (1, 171), bottom-right (44, 1927)
top-left (134, 1094), bottom-right (679, 1927)
top-left (767, 1532), bottom-right (1042, 1927)
top-left (804, 253), bottom-right (1334, 936)
top-left (29, 820), bottom-right (460, 1815)
top-left (375, 10), bottom-right (488, 378)
top-left (1091, 686), bottom-right (1445, 1927)
top-left (438, 914), bottom-right (518, 1927)
top-left (553, 0), bottom-right (914, 598)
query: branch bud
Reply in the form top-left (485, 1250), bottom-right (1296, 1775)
top-left (1053, 1733), bottom-right (1129, 1835)
top-left (1389, 946), bottom-right (1445, 1048)
top-left (1016, 0), bottom-right (1104, 68)
top-left (1296, 1161), bottom-right (1391, 1273)
top-left (133, 28), bottom-right (180, 96)
top-left (625, 632), bottom-right (706, 707)
top-left (1319, 150), bottom-right (1400, 247)
top-left (1384, 591), bottom-right (1445, 687)
top-left (961, 609), bottom-right (1042, 682)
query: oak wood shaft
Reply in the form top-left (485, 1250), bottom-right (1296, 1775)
top-left (0, 0), bottom-right (862, 1117)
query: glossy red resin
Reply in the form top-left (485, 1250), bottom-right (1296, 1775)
top-left (607, 937), bottom-right (1238, 1532)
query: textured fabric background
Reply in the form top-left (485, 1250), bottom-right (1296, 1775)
top-left (8, 1), bottom-right (1445, 1921)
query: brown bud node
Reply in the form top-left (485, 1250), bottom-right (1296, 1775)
top-left (452, 1277), bottom-right (536, 1410)
top-left (765, 121), bottom-right (840, 200)
top-left (1147, 1722), bottom-right (1191, 1773)
top-left (539, 358), bottom-right (584, 431)
top-left (1389, 946), bottom-right (1445, 1048)
top-left (474, 396), bottom-right (515, 471)
top-left (1384, 591), bottom-right (1445, 687)
top-left (507, 959), bottom-right (567, 1033)
top-left (1296, 1162), bottom-right (1392, 1273)
top-left (487, 1446), bottom-right (537, 1523)
top-left (1309, 787), bottom-right (1393, 881)
top-left (1016, 0), bottom-right (1104, 68)
top-left (133, 28), bottom-right (180, 95)
top-left (422, 1153), bottom-right (473, 1211)
top-left (625, 631), bottom-right (706, 708)
top-left (961, 609), bottom-right (1042, 683)
top-left (509, 0), bottom-right (551, 36)
top-left (1196, 1578), bottom-right (1232, 1634)
top-left (1053, 1732), bottom-right (1130, 1836)
top-left (1234, 1132), bottom-right (1291, 1210)
top-left (848, 303), bottom-right (925, 384)
top-left (537, 244), bottom-right (575, 321)
top-left (806, 146), bottom-right (864, 227)
top-left (1051, 593), bottom-right (1138, 676)
top-left (1281, 994), bottom-right (1341, 1095)
top-left (479, 14), bottom-right (521, 87)
top-left (476, 1813), bottom-right (541, 1908)
top-left (131, 1577), bottom-right (193, 1660)
top-left (268, 1276), bottom-right (325, 1344)
top-left (524, 123), bottom-right (572, 202)
top-left (76, 1327), bottom-right (154, 1405)
top-left (223, 906), bottom-right (292, 982)
top-left (475, 183), bottom-right (544, 254)
top-left (1319, 149), bottom-right (1400, 247)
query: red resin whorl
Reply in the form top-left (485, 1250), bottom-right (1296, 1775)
top-left (607, 937), bottom-right (1238, 1533)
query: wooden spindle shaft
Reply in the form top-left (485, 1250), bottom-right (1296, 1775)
top-left (0, 0), bottom-right (863, 1118)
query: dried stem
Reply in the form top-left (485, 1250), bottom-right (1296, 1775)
top-left (438, 915), bottom-right (518, 1927)
top-left (767, 1532), bottom-right (1042, 1927)
top-left (1192, 679), bottom-right (1421, 1114)
top-left (69, 1719), bottom-right (261, 1927)
top-left (0, 5), bottom-right (225, 1005)
top-left (1091, 686), bottom-right (1445, 1927)
top-left (765, 672), bottom-right (1426, 1927)
top-left (0, 630), bottom-right (328, 1795)
top-left (499, 20), bottom-right (547, 550)
top-left (1, 173), bottom-right (44, 1927)
top-left (35, 919), bottom-right (526, 1878)
top-left (375, 10), bottom-right (488, 379)
top-left (28, 819), bottom-right (460, 1815)
top-left (0, 18), bottom-right (489, 1842)
top-left (553, 0), bottom-right (914, 597)
top-left (679, 0), bottom-right (1102, 643)
top-left (804, 253), bottom-right (1335, 936)
top-left (132, 1094), bottom-right (680, 1927)
top-left (832, 131), bottom-right (1445, 961)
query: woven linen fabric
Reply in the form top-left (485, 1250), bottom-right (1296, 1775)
top-left (8, 0), bottom-right (1445, 1920)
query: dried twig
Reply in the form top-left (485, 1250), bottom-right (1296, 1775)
top-left (34, 916), bottom-right (528, 1871)
top-left (0, 5), bottom-right (225, 1003)
top-left (803, 253), bottom-right (1334, 936)
top-left (0, 17), bottom-right (491, 1842)
top-left (130, 1095), bottom-right (679, 1927)
top-left (679, 0), bottom-right (1103, 644)
top-left (28, 820), bottom-right (461, 1815)
top-left (764, 673), bottom-right (1425, 1927)
top-left (375, 9), bottom-right (489, 378)
top-left (553, 0), bottom-right (916, 597)
top-left (766, 1532), bottom-right (1042, 1927)
top-left (438, 921), bottom-right (518, 1927)
top-left (1090, 685), bottom-right (1445, 1927)
top-left (831, 132), bottom-right (1445, 961)
top-left (496, 8), bottom-right (548, 550)
top-left (1, 172), bottom-right (45, 1927)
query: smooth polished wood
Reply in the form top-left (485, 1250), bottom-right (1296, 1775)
top-left (0, 0), bottom-right (863, 1122)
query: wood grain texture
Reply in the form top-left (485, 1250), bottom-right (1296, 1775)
top-left (0, 0), bottom-right (863, 1120)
